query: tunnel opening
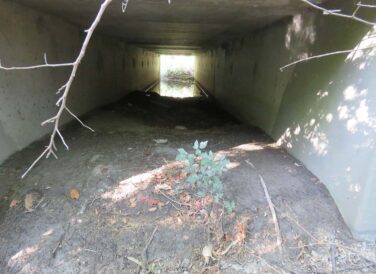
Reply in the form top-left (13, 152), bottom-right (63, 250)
top-left (154, 54), bottom-right (199, 98)
top-left (0, 0), bottom-right (376, 272)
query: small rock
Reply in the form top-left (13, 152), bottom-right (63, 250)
top-left (24, 190), bottom-right (43, 212)
top-left (202, 244), bottom-right (213, 265)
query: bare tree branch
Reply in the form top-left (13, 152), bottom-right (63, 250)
top-left (0, 0), bottom-right (116, 178)
top-left (65, 106), bottom-right (95, 132)
top-left (281, 1), bottom-right (376, 71)
top-left (300, 0), bottom-right (376, 26)
top-left (0, 60), bottom-right (74, 70)
top-left (357, 3), bottom-right (376, 9)
top-left (280, 45), bottom-right (376, 71)
top-left (21, 0), bottom-right (115, 178)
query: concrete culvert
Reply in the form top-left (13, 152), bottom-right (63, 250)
top-left (0, 0), bottom-right (375, 273)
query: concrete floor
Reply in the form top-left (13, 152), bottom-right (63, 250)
top-left (0, 91), bottom-right (375, 273)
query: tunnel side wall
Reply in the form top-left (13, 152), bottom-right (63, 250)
top-left (0, 1), bottom-right (159, 164)
top-left (195, 8), bottom-right (376, 240)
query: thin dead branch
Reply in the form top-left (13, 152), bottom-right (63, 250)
top-left (135, 225), bottom-right (159, 273)
top-left (259, 175), bottom-right (282, 252)
top-left (52, 223), bottom-right (70, 259)
top-left (0, 60), bottom-right (74, 70)
top-left (281, 1), bottom-right (376, 71)
top-left (300, 0), bottom-right (376, 26)
top-left (219, 240), bottom-right (239, 256)
top-left (159, 190), bottom-right (191, 208)
top-left (357, 3), bottom-right (376, 9)
top-left (280, 45), bottom-right (376, 71)
top-left (143, 226), bottom-right (158, 261)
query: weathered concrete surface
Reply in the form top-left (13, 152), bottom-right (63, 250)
top-left (0, 1), bottom-right (159, 163)
top-left (195, 3), bottom-right (376, 240)
top-left (14, 0), bottom-right (307, 47)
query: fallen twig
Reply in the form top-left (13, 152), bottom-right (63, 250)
top-left (219, 240), bottom-right (239, 256)
top-left (159, 190), bottom-right (191, 208)
top-left (127, 256), bottom-right (143, 266)
top-left (259, 175), bottom-right (282, 252)
top-left (133, 225), bottom-right (158, 273)
top-left (245, 159), bottom-right (256, 169)
top-left (143, 226), bottom-right (158, 261)
top-left (52, 224), bottom-right (70, 258)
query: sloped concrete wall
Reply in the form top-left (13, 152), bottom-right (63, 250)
top-left (0, 1), bottom-right (159, 164)
top-left (195, 6), bottom-right (376, 240)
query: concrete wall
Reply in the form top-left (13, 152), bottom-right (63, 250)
top-left (0, 0), bottom-right (159, 164)
top-left (195, 6), bottom-right (376, 240)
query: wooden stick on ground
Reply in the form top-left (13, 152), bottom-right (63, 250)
top-left (159, 190), bottom-right (191, 208)
top-left (143, 226), bottom-right (158, 262)
top-left (259, 175), bottom-right (282, 252)
top-left (128, 226), bottom-right (159, 273)
top-left (140, 226), bottom-right (159, 273)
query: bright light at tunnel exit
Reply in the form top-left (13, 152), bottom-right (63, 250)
top-left (160, 55), bottom-right (195, 78)
top-left (157, 55), bottom-right (198, 98)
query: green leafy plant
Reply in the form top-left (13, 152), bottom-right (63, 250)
top-left (176, 140), bottom-right (235, 213)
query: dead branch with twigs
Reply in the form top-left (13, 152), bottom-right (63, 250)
top-left (0, 0), bottom-right (123, 178)
top-left (299, 0), bottom-right (375, 26)
top-left (281, 0), bottom-right (376, 71)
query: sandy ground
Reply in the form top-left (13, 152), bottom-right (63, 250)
top-left (0, 91), bottom-right (375, 274)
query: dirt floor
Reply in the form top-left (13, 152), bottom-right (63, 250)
top-left (0, 90), bottom-right (375, 274)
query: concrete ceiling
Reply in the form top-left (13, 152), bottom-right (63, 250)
top-left (15, 0), bottom-right (307, 49)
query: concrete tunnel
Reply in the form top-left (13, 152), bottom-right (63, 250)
top-left (0, 0), bottom-right (375, 265)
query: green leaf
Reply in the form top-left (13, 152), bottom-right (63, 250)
top-left (197, 191), bottom-right (206, 197)
top-left (199, 141), bottom-right (208, 149)
top-left (193, 140), bottom-right (199, 149)
top-left (188, 155), bottom-right (195, 165)
top-left (187, 174), bottom-right (198, 184)
top-left (178, 148), bottom-right (187, 154)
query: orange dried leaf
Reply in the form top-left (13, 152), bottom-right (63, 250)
top-left (234, 223), bottom-right (246, 243)
top-left (69, 189), bottom-right (80, 200)
top-left (140, 196), bottom-right (160, 206)
top-left (129, 202), bottom-right (137, 208)
top-left (225, 233), bottom-right (231, 242)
